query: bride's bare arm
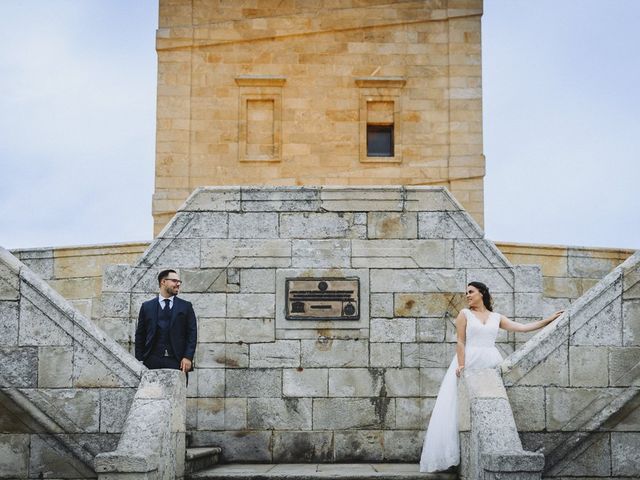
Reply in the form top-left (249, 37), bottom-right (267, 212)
top-left (499, 310), bottom-right (564, 332)
top-left (455, 311), bottom-right (467, 377)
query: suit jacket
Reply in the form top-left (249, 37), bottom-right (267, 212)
top-left (134, 296), bottom-right (197, 365)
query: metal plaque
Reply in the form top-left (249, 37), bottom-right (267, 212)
top-left (285, 277), bottom-right (360, 321)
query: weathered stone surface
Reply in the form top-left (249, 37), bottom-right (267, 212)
top-left (570, 278), bottom-right (622, 334)
top-left (226, 369), bottom-right (281, 397)
top-left (201, 239), bottom-right (291, 268)
top-left (250, 340), bottom-right (300, 368)
top-left (223, 398), bottom-right (247, 430)
top-left (505, 387), bottom-right (545, 432)
top-left (248, 398), bottom-right (312, 430)
top-left (189, 431), bottom-right (271, 462)
top-left (384, 368), bottom-right (420, 397)
top-left (396, 398), bottom-right (433, 429)
top-left (417, 317), bottom-right (446, 342)
top-left (181, 188), bottom-right (241, 212)
top-left (197, 398), bottom-right (225, 429)
top-left (196, 343), bottom-right (249, 369)
top-left (72, 343), bottom-right (124, 388)
top-left (313, 398), bottom-right (395, 429)
top-left (301, 339), bottom-right (368, 367)
top-left (545, 387), bottom-right (617, 431)
top-left (609, 347), bottom-right (640, 386)
top-left (514, 293), bottom-right (542, 317)
top-left (180, 268), bottom-right (230, 293)
top-left (100, 388), bottom-right (136, 433)
top-left (101, 292), bottom-right (131, 318)
top-left (23, 389), bottom-right (100, 433)
top-left (320, 187), bottom-right (403, 212)
top-left (394, 293), bottom-right (466, 317)
top-left (514, 265), bottom-right (543, 293)
top-left (241, 188), bottom-right (321, 213)
top-left (568, 250), bottom-right (620, 278)
top-left (552, 432), bottom-right (612, 477)
top-left (328, 369), bottom-right (384, 397)
top-left (198, 317), bottom-right (226, 342)
top-left (240, 269), bottom-right (275, 293)
top-left (515, 343), bottom-right (569, 387)
top-left (370, 343), bottom-right (401, 368)
top-left (281, 212), bottom-right (365, 239)
top-left (18, 298), bottom-right (72, 347)
top-left (454, 239), bottom-right (510, 269)
top-left (418, 211), bottom-right (481, 239)
top-left (611, 432), bottom-right (640, 476)
top-left (370, 318), bottom-right (416, 342)
top-left (419, 367), bottom-right (447, 396)
top-left (283, 368), bottom-right (328, 397)
top-left (569, 346), bottom-right (609, 387)
top-left (490, 293), bottom-right (515, 317)
top-left (465, 268), bottom-right (514, 293)
top-left (571, 295), bottom-right (622, 346)
top-left (368, 212), bottom-right (417, 239)
top-left (181, 212), bottom-right (228, 238)
top-left (229, 212), bottom-right (279, 238)
top-left (383, 430), bottom-right (423, 461)
top-left (0, 301), bottom-right (19, 346)
top-left (227, 293), bottom-right (275, 318)
top-left (292, 240), bottom-right (351, 268)
top-left (197, 368), bottom-right (225, 397)
top-left (0, 347), bottom-right (38, 388)
top-left (179, 293), bottom-right (226, 317)
top-left (226, 317), bottom-right (274, 343)
top-left (29, 434), bottom-right (94, 479)
top-left (38, 346), bottom-right (73, 388)
top-left (623, 299), bottom-right (640, 346)
top-left (150, 238), bottom-right (201, 267)
top-left (273, 431), bottom-right (333, 462)
top-left (0, 434), bottom-right (29, 478)
top-left (370, 293), bottom-right (393, 317)
top-left (333, 430), bottom-right (383, 461)
top-left (353, 240), bottom-right (453, 269)
top-left (16, 249), bottom-right (54, 279)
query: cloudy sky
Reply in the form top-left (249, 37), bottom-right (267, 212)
top-left (1, 0), bottom-right (638, 251)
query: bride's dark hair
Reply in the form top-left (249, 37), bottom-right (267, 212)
top-left (468, 281), bottom-right (493, 311)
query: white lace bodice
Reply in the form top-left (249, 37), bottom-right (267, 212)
top-left (463, 308), bottom-right (500, 348)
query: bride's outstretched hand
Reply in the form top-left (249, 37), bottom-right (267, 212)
top-left (455, 365), bottom-right (464, 377)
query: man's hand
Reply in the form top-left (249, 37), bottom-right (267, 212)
top-left (180, 358), bottom-right (192, 373)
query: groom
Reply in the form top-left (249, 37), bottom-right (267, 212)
top-left (134, 269), bottom-right (197, 372)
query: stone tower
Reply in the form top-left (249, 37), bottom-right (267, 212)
top-left (154, 0), bottom-right (484, 235)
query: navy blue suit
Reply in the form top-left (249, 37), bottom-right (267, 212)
top-left (134, 296), bottom-right (197, 369)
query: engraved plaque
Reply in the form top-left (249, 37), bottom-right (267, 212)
top-left (285, 277), bottom-right (360, 320)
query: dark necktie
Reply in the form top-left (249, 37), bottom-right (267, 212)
top-left (163, 298), bottom-right (171, 317)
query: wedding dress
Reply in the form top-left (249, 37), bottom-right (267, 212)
top-left (419, 308), bottom-right (504, 472)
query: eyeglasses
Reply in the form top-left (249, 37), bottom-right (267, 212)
top-left (165, 278), bottom-right (182, 285)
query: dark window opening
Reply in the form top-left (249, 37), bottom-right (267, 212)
top-left (367, 124), bottom-right (394, 157)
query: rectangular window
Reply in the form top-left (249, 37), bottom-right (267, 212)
top-left (367, 124), bottom-right (394, 157)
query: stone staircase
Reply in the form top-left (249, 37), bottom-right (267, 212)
top-left (186, 447), bottom-right (222, 475)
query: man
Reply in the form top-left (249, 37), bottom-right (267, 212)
top-left (135, 269), bottom-right (197, 372)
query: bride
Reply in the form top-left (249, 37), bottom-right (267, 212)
top-left (419, 281), bottom-right (563, 473)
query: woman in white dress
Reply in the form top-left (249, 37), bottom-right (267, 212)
top-left (419, 281), bottom-right (563, 473)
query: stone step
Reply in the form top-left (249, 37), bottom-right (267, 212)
top-left (186, 447), bottom-right (222, 475)
top-left (188, 463), bottom-right (456, 480)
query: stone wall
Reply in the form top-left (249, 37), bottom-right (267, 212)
top-left (153, 0), bottom-right (486, 235)
top-left (502, 251), bottom-right (640, 478)
top-left (0, 248), bottom-right (143, 479)
top-left (101, 186), bottom-right (541, 462)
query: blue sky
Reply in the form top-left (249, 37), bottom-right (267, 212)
top-left (1, 0), bottom-right (638, 250)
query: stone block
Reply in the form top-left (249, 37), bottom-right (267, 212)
top-left (190, 430), bottom-right (272, 462)
top-left (609, 347), bottom-right (640, 386)
top-left (283, 368), bottom-right (328, 397)
top-left (226, 317), bottom-right (275, 343)
top-left (516, 343), bottom-right (569, 387)
top-left (182, 188), bottom-right (241, 212)
top-left (465, 268), bottom-right (514, 293)
top-left (197, 368), bottom-right (225, 397)
top-left (17, 249), bottom-right (54, 279)
top-left (240, 269), bottom-right (276, 293)
top-left (454, 239), bottom-right (509, 269)
top-left (491, 293), bottom-right (515, 317)
top-left (370, 343), bottom-right (401, 368)
top-left (152, 238), bottom-right (202, 267)
top-left (419, 367), bottom-right (448, 396)
top-left (241, 187), bottom-right (321, 212)
top-left (29, 434), bottom-right (94, 479)
top-left (514, 293), bottom-right (542, 317)
top-left (623, 299), bottom-right (640, 345)
top-left (505, 386), bottom-right (545, 431)
top-left (301, 338), bottom-right (368, 367)
top-left (404, 187), bottom-right (458, 212)
top-left (514, 265), bottom-right (543, 293)
top-left (38, 346), bottom-right (73, 388)
top-left (0, 347), bottom-right (38, 388)
top-left (180, 212), bottom-right (228, 238)
top-left (320, 187), bottom-right (403, 212)
top-left (0, 277), bottom-right (19, 302)
top-left (313, 398), bottom-right (395, 429)
top-left (93, 317), bottom-right (133, 344)
top-left (570, 278), bottom-right (622, 334)
top-left (370, 318), bottom-right (416, 342)
top-left (396, 398), bottom-right (433, 429)
top-left (568, 250), bottom-right (620, 278)
top-left (417, 317), bottom-right (446, 342)
top-left (292, 240), bottom-right (351, 268)
top-left (223, 398), bottom-right (247, 430)
top-left (227, 293), bottom-right (274, 318)
top-left (100, 292), bottom-right (131, 318)
top-left (384, 368), bottom-right (420, 396)
top-left (250, 340), bottom-right (300, 368)
top-left (198, 317), bottom-right (226, 342)
top-left (24, 389), bottom-right (100, 433)
top-left (0, 301), bottom-right (19, 346)
top-left (180, 268), bottom-right (230, 293)
top-left (0, 434), bottom-right (29, 478)
top-left (229, 212), bottom-right (279, 238)
top-left (545, 387), bottom-right (617, 431)
top-left (197, 397), bottom-right (225, 429)
top-left (273, 431), bottom-right (333, 462)
top-left (201, 239), bottom-right (291, 268)
top-left (18, 298), bottom-right (72, 347)
top-left (418, 211), bottom-right (481, 239)
top-left (569, 346), bottom-right (609, 387)
top-left (248, 398), bottom-right (312, 430)
top-left (100, 388), bottom-right (136, 433)
top-left (383, 430), bottom-right (423, 461)
top-left (394, 293), bottom-right (466, 317)
top-left (72, 343), bottom-right (123, 388)
top-left (328, 368), bottom-right (384, 397)
top-left (368, 212), bottom-right (417, 239)
top-left (611, 432), bottom-right (640, 476)
top-left (370, 293), bottom-right (393, 317)
top-left (226, 369), bottom-right (281, 397)
top-left (571, 295), bottom-right (622, 346)
top-left (281, 212), bottom-right (365, 239)
top-left (353, 240), bottom-right (453, 269)
top-left (552, 432), bottom-right (611, 477)
top-left (179, 293), bottom-right (226, 317)
top-left (333, 430), bottom-right (384, 461)
top-left (543, 276), bottom-right (581, 299)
